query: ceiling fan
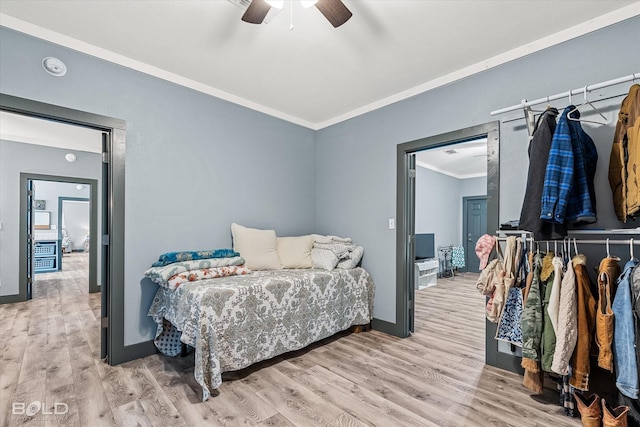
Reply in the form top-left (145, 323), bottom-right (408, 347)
top-left (236, 0), bottom-right (352, 28)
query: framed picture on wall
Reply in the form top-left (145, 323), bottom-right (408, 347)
top-left (35, 199), bottom-right (46, 210)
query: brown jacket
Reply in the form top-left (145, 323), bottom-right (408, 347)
top-left (595, 256), bottom-right (622, 372)
top-left (569, 255), bottom-right (597, 391)
top-left (609, 84), bottom-right (640, 221)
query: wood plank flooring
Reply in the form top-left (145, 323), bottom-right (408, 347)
top-left (0, 261), bottom-right (581, 426)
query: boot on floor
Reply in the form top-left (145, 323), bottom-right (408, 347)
top-left (574, 391), bottom-right (601, 427)
top-left (602, 399), bottom-right (629, 427)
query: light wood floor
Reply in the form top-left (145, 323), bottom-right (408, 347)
top-left (0, 264), bottom-right (581, 426)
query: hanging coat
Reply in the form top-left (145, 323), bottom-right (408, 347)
top-left (521, 252), bottom-right (544, 363)
top-left (569, 254), bottom-right (597, 391)
top-left (519, 107), bottom-right (567, 240)
top-left (540, 106), bottom-right (598, 225)
top-left (596, 256), bottom-right (622, 373)
top-left (551, 259), bottom-right (577, 376)
top-left (612, 258), bottom-right (640, 399)
top-left (609, 84), bottom-right (640, 222)
top-left (540, 252), bottom-right (557, 372)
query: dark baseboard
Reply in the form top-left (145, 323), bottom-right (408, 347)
top-left (371, 318), bottom-right (403, 337)
top-left (0, 293), bottom-right (26, 304)
top-left (109, 339), bottom-right (158, 365)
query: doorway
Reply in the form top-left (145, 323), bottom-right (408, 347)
top-left (396, 121), bottom-right (520, 373)
top-left (24, 177), bottom-right (99, 299)
top-left (463, 196), bottom-right (487, 272)
top-left (0, 93), bottom-right (127, 365)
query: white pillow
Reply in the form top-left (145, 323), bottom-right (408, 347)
top-left (277, 235), bottom-right (314, 269)
top-left (311, 248), bottom-right (339, 271)
top-left (231, 223), bottom-right (280, 270)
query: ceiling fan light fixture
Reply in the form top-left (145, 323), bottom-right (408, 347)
top-left (300, 0), bottom-right (318, 8)
top-left (265, 0), bottom-right (284, 9)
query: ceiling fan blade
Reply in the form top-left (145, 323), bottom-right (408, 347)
top-left (242, 0), bottom-right (270, 24)
top-left (315, 0), bottom-right (352, 28)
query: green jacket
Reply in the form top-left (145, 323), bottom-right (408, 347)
top-left (540, 254), bottom-right (559, 372)
top-left (521, 252), bottom-right (544, 361)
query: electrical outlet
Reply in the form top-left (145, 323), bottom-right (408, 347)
top-left (388, 218), bottom-right (395, 229)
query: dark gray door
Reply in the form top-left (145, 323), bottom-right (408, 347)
top-left (407, 153), bottom-right (416, 334)
top-left (26, 179), bottom-right (35, 300)
top-left (464, 196), bottom-right (487, 272)
top-left (101, 133), bottom-right (109, 360)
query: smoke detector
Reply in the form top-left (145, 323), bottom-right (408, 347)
top-left (42, 57), bottom-right (67, 77)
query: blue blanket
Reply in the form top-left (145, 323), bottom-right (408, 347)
top-left (152, 249), bottom-right (239, 267)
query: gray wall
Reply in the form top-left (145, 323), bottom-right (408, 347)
top-left (61, 200), bottom-right (90, 249)
top-left (0, 27), bottom-right (316, 345)
top-left (315, 17), bottom-right (640, 323)
top-left (0, 140), bottom-right (101, 294)
top-left (459, 176), bottom-right (487, 199)
top-left (34, 180), bottom-right (90, 233)
top-left (415, 167), bottom-right (485, 266)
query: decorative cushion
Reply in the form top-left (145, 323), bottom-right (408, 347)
top-left (231, 223), bottom-right (280, 270)
top-left (277, 235), bottom-right (314, 269)
top-left (311, 248), bottom-right (340, 271)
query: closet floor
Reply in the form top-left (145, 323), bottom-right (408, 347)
top-left (0, 269), bottom-right (581, 426)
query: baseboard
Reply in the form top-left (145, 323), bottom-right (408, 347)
top-left (0, 293), bottom-right (26, 304)
top-left (371, 318), bottom-right (403, 337)
top-left (109, 339), bottom-right (157, 365)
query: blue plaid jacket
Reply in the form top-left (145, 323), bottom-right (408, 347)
top-left (540, 106), bottom-right (598, 224)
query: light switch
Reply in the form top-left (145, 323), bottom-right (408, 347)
top-left (388, 218), bottom-right (395, 229)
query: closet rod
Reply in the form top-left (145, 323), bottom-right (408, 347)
top-left (496, 237), bottom-right (638, 246)
top-left (490, 72), bottom-right (640, 116)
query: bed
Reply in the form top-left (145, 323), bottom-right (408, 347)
top-left (147, 265), bottom-right (374, 401)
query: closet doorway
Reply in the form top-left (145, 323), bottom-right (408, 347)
top-left (395, 121), bottom-right (518, 373)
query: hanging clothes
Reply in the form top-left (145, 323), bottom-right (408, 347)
top-left (570, 254), bottom-right (597, 391)
top-left (551, 258), bottom-right (577, 376)
top-left (541, 252), bottom-right (558, 372)
top-left (519, 107), bottom-right (567, 240)
top-left (487, 237), bottom-right (518, 323)
top-left (496, 243), bottom-right (528, 346)
top-left (521, 251), bottom-right (544, 393)
top-left (557, 375), bottom-right (578, 418)
top-left (612, 258), bottom-right (640, 399)
top-left (633, 260), bottom-right (640, 397)
top-left (540, 106), bottom-right (598, 226)
top-left (609, 84), bottom-right (640, 222)
top-left (596, 256), bottom-right (622, 373)
top-left (547, 256), bottom-right (564, 337)
top-left (620, 257), bottom-right (640, 427)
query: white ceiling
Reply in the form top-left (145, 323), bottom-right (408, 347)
top-left (1, 1), bottom-right (638, 130)
top-left (416, 138), bottom-right (487, 179)
top-left (0, 111), bottom-right (102, 153)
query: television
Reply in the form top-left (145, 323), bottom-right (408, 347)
top-left (415, 233), bottom-right (435, 260)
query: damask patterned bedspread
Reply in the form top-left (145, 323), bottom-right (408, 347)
top-left (148, 267), bottom-right (374, 401)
